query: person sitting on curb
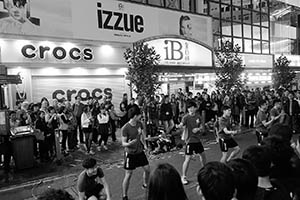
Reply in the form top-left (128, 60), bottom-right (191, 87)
top-left (77, 158), bottom-right (111, 200)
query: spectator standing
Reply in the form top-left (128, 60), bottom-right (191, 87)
top-left (81, 105), bottom-right (95, 155)
top-left (197, 162), bottom-right (235, 200)
top-left (97, 105), bottom-right (110, 151)
top-left (160, 95), bottom-right (174, 134)
top-left (148, 163), bottom-right (188, 200)
top-left (73, 96), bottom-right (85, 145)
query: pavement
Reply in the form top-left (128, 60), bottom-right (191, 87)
top-left (0, 127), bottom-right (274, 200)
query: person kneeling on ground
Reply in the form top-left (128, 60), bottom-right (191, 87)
top-left (77, 158), bottom-right (111, 200)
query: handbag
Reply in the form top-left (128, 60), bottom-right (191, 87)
top-left (181, 127), bottom-right (188, 141)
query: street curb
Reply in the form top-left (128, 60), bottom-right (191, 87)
top-left (0, 173), bottom-right (78, 200)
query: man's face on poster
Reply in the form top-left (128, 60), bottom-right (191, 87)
top-left (5, 0), bottom-right (27, 22)
top-left (181, 19), bottom-right (192, 37)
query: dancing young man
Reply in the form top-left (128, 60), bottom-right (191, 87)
top-left (218, 106), bottom-right (241, 163)
top-left (121, 105), bottom-right (150, 200)
top-left (177, 101), bottom-right (206, 185)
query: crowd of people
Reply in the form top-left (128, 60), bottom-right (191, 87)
top-left (4, 86), bottom-right (300, 200)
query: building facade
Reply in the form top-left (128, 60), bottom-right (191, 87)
top-left (0, 0), bottom-right (300, 108)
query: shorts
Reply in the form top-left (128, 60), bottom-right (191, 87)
top-left (124, 151), bottom-right (149, 170)
top-left (219, 138), bottom-right (238, 152)
top-left (185, 142), bottom-right (204, 155)
top-left (85, 183), bottom-right (103, 199)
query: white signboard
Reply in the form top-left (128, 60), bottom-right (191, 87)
top-left (0, 0), bottom-right (212, 46)
top-left (242, 53), bottom-right (273, 69)
top-left (145, 37), bottom-right (213, 67)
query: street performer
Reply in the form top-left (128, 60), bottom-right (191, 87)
top-left (121, 105), bottom-right (150, 200)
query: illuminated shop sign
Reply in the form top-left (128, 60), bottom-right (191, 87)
top-left (242, 54), bottom-right (273, 69)
top-left (52, 87), bottom-right (112, 102)
top-left (144, 37), bottom-right (213, 67)
top-left (21, 44), bottom-right (93, 61)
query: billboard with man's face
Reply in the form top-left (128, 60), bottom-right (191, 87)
top-left (0, 0), bottom-right (212, 47)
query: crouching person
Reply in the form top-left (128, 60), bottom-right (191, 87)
top-left (77, 158), bottom-right (111, 200)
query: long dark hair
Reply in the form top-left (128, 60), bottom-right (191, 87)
top-left (148, 163), bottom-right (188, 200)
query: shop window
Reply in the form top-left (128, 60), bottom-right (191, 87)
top-left (221, 4), bottom-right (231, 20)
top-left (243, 9), bottom-right (251, 24)
top-left (233, 38), bottom-right (243, 50)
top-left (262, 41), bottom-right (270, 54)
top-left (262, 27), bottom-right (269, 40)
top-left (243, 1), bottom-right (252, 9)
top-left (210, 2), bottom-right (220, 18)
top-left (213, 18), bottom-right (221, 34)
top-left (244, 39), bottom-right (252, 52)
top-left (233, 6), bottom-right (242, 22)
top-left (213, 34), bottom-right (222, 49)
top-left (261, 13), bottom-right (269, 27)
top-left (221, 20), bottom-right (232, 36)
top-left (243, 24), bottom-right (252, 38)
top-left (233, 22), bottom-right (242, 37)
top-left (253, 26), bottom-right (261, 40)
top-left (252, 11), bottom-right (261, 26)
top-left (261, 0), bottom-right (269, 13)
top-left (253, 40), bottom-right (262, 53)
top-left (195, 0), bottom-right (208, 14)
top-left (232, 0), bottom-right (241, 7)
top-left (252, 0), bottom-right (261, 12)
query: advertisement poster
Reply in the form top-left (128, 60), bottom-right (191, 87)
top-left (0, 0), bottom-right (212, 46)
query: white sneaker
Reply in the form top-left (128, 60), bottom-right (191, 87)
top-left (181, 176), bottom-right (188, 185)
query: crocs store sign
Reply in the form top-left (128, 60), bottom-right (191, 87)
top-left (21, 44), bottom-right (94, 61)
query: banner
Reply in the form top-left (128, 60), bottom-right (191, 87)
top-left (0, 0), bottom-right (212, 46)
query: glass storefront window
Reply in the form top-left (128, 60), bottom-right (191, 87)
top-left (232, 0), bottom-right (241, 7)
top-left (262, 41), bottom-right (270, 54)
top-left (233, 22), bottom-right (242, 37)
top-left (253, 26), bottom-right (261, 39)
top-left (221, 4), bottom-right (231, 20)
top-left (253, 40), bottom-right (262, 53)
top-left (252, 11), bottom-right (261, 26)
top-left (210, 2), bottom-right (220, 18)
top-left (233, 37), bottom-right (243, 50)
top-left (261, 13), bottom-right (269, 27)
top-left (243, 0), bottom-right (252, 9)
top-left (213, 18), bottom-right (221, 34)
top-left (222, 20), bottom-right (232, 36)
top-left (213, 34), bottom-right (222, 49)
top-left (232, 6), bottom-right (242, 22)
top-left (261, 0), bottom-right (268, 13)
top-left (244, 39), bottom-right (252, 52)
top-left (243, 9), bottom-right (251, 24)
top-left (243, 24), bottom-right (252, 38)
top-left (262, 27), bottom-right (269, 40)
top-left (195, 0), bottom-right (209, 14)
top-left (252, 0), bottom-right (261, 12)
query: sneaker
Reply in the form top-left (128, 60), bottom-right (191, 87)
top-left (89, 150), bottom-right (95, 155)
top-left (122, 196), bottom-right (128, 200)
top-left (97, 146), bottom-right (101, 151)
top-left (181, 176), bottom-right (189, 185)
top-left (103, 145), bottom-right (108, 150)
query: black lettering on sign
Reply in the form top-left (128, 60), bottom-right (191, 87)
top-left (53, 47), bottom-right (67, 60)
top-left (97, 2), bottom-right (144, 33)
top-left (78, 89), bottom-right (90, 101)
top-left (69, 48), bottom-right (81, 60)
top-left (21, 44), bottom-right (36, 59)
top-left (67, 89), bottom-right (77, 102)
